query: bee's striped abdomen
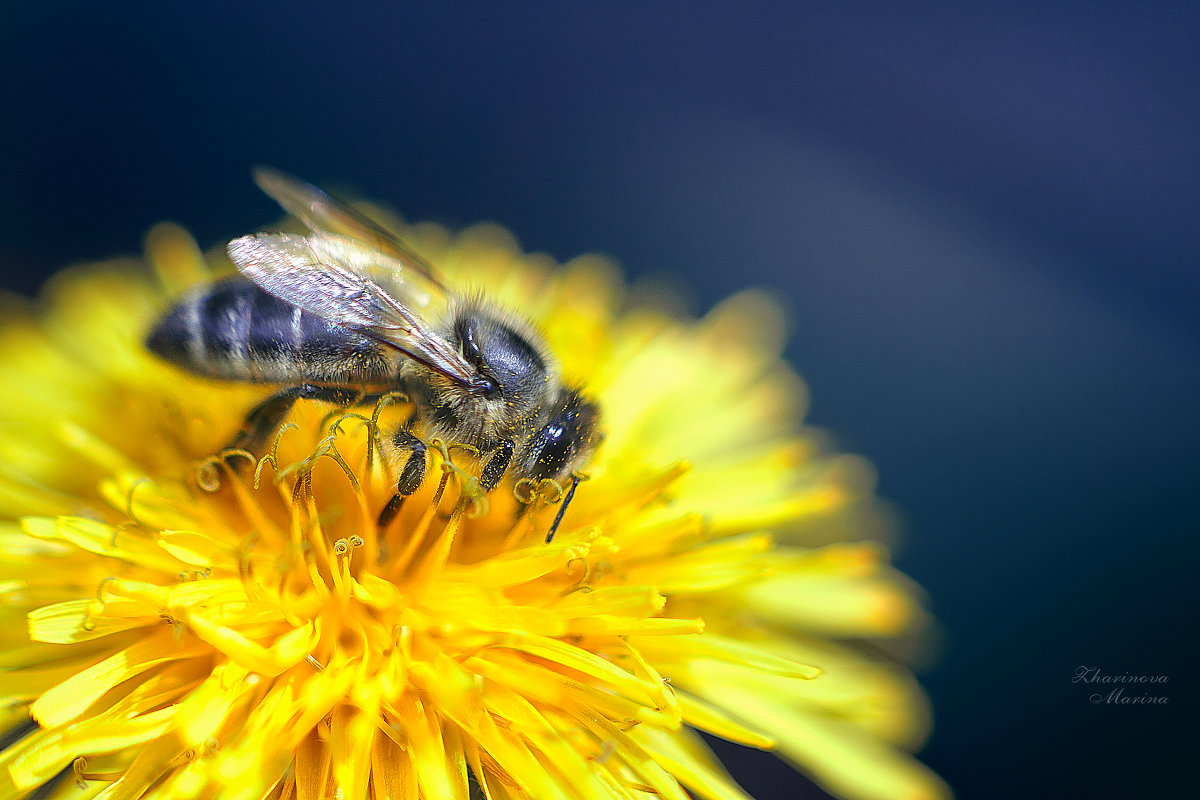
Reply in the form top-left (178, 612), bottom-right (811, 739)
top-left (147, 277), bottom-right (394, 384)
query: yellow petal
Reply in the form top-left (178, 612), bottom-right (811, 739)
top-left (31, 630), bottom-right (206, 727)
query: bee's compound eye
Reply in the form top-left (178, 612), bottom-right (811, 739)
top-left (456, 317), bottom-right (484, 365)
top-left (529, 420), bottom-right (573, 483)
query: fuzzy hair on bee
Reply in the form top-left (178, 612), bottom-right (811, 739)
top-left (147, 167), bottom-right (601, 541)
top-left (413, 292), bottom-right (556, 452)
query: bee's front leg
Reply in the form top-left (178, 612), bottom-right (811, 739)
top-left (377, 429), bottom-right (428, 528)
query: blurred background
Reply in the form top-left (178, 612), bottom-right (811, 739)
top-left (1, 2), bottom-right (1195, 797)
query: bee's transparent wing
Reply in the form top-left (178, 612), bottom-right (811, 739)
top-left (228, 232), bottom-right (476, 386)
top-left (252, 166), bottom-right (449, 293)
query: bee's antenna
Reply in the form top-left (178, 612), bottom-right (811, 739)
top-left (545, 475), bottom-right (581, 544)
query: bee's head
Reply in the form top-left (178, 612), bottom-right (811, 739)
top-left (521, 389), bottom-right (602, 484)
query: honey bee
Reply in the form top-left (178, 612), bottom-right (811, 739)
top-left (147, 168), bottom-right (600, 541)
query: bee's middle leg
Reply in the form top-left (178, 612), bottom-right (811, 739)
top-left (377, 429), bottom-right (428, 528)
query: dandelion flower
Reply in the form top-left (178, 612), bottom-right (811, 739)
top-left (0, 212), bottom-right (950, 800)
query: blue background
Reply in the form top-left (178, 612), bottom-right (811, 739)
top-left (2, 3), bottom-right (1196, 798)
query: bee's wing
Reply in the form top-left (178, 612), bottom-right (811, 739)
top-left (228, 232), bottom-right (476, 386)
top-left (252, 166), bottom-right (449, 293)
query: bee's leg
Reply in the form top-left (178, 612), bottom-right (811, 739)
top-left (479, 439), bottom-right (515, 492)
top-left (233, 384), bottom-right (366, 455)
top-left (377, 429), bottom-right (428, 528)
top-left (356, 391), bottom-right (386, 407)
